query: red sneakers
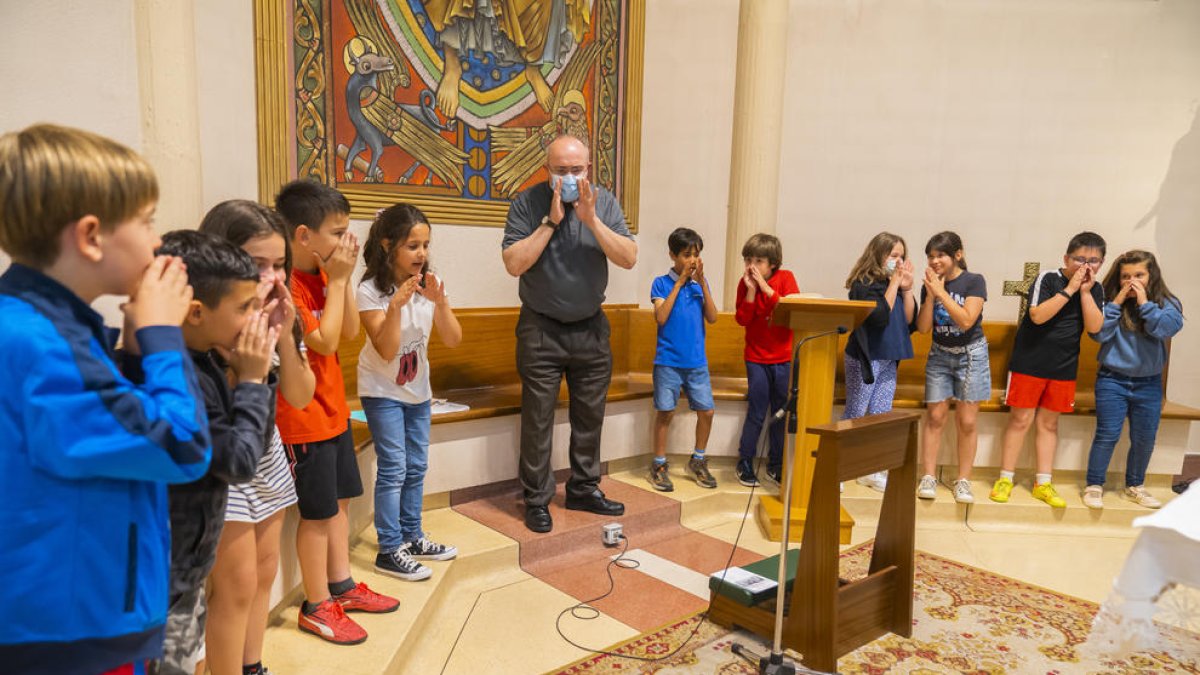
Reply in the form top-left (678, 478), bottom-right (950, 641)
top-left (298, 598), bottom-right (367, 645)
top-left (335, 581), bottom-right (400, 613)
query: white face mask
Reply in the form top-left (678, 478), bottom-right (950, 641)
top-left (886, 258), bottom-right (899, 272)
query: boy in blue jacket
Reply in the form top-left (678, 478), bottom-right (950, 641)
top-left (0, 124), bottom-right (211, 675)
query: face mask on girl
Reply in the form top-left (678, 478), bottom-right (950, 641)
top-left (886, 258), bottom-right (899, 273)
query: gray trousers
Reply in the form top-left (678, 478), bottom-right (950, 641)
top-left (516, 307), bottom-right (612, 506)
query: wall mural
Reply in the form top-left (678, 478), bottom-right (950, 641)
top-left (267, 0), bottom-right (644, 227)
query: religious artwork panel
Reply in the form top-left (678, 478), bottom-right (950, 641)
top-left (268, 0), bottom-right (643, 227)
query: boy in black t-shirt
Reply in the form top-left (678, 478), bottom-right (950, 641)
top-left (991, 232), bottom-right (1106, 507)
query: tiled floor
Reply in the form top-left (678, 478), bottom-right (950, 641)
top-left (261, 458), bottom-right (1179, 675)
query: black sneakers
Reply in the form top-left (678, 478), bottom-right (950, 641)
top-left (374, 547), bottom-right (432, 581)
top-left (765, 465), bottom-right (782, 485)
top-left (735, 459), bottom-right (759, 487)
top-left (405, 536), bottom-right (458, 561)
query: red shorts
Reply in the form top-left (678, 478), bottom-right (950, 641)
top-left (1005, 372), bottom-right (1076, 413)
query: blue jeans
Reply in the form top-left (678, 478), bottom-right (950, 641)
top-left (361, 397), bottom-right (431, 553)
top-left (1085, 370), bottom-right (1163, 488)
top-left (738, 361), bottom-right (789, 468)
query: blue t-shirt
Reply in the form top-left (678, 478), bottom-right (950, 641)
top-left (651, 270), bottom-right (708, 368)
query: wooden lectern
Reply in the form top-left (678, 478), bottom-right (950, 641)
top-left (757, 298), bottom-right (874, 544)
top-left (710, 410), bottom-right (922, 672)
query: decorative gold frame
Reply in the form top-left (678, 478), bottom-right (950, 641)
top-left (253, 0), bottom-right (643, 230)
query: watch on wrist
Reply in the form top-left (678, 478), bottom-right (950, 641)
top-left (540, 215), bottom-right (558, 230)
top-left (1057, 289), bottom-right (1072, 300)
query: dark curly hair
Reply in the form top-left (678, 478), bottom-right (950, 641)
top-left (362, 203), bottom-right (430, 295)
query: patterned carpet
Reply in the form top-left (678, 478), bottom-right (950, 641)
top-left (552, 544), bottom-right (1200, 674)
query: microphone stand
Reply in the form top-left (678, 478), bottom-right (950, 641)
top-left (733, 327), bottom-right (846, 675)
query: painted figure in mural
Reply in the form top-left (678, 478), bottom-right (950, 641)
top-left (423, 0), bottom-right (594, 119)
top-left (339, 31), bottom-right (469, 188)
top-left (343, 37), bottom-right (396, 182)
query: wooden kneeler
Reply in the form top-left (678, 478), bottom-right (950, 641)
top-left (709, 410), bottom-right (920, 673)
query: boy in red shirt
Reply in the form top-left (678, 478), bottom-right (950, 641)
top-left (734, 233), bottom-right (800, 486)
top-left (275, 181), bottom-right (398, 645)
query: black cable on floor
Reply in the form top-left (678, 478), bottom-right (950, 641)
top-left (552, 418), bottom-right (775, 662)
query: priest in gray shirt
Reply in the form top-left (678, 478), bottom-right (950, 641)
top-left (501, 134), bottom-right (637, 533)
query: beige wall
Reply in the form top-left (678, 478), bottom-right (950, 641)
top-left (2, 0), bottom-right (1197, 411)
top-left (635, 0), bottom-right (1200, 412)
top-left (773, 0), bottom-right (1200, 410)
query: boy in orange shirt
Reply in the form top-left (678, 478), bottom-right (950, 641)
top-left (275, 181), bottom-right (397, 644)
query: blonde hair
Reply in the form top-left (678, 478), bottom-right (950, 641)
top-left (845, 232), bottom-right (906, 289)
top-left (0, 124), bottom-right (158, 267)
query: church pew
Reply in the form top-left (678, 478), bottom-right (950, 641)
top-left (337, 305), bottom-right (1200, 449)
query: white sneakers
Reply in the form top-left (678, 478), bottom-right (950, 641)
top-left (855, 471), bottom-right (888, 493)
top-left (917, 475), bottom-right (937, 500)
top-left (916, 475), bottom-right (974, 503)
top-left (1082, 485), bottom-right (1104, 509)
top-left (952, 478), bottom-right (975, 504)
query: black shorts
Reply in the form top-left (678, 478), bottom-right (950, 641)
top-left (284, 427), bottom-right (363, 520)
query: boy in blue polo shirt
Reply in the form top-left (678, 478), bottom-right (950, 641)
top-left (648, 228), bottom-right (719, 491)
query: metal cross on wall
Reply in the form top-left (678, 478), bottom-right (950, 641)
top-left (1003, 262), bottom-right (1041, 324)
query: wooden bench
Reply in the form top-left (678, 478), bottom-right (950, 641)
top-left (338, 305), bottom-right (1199, 448)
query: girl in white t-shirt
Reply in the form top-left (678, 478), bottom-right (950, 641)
top-left (358, 203), bottom-right (462, 581)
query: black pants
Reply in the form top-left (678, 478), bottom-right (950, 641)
top-left (516, 307), bottom-right (612, 506)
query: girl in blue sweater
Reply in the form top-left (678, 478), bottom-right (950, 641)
top-left (1084, 250), bottom-right (1183, 510)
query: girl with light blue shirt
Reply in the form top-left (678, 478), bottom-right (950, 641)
top-left (1084, 250), bottom-right (1183, 510)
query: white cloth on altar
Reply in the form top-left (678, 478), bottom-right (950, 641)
top-left (1086, 482), bottom-right (1200, 655)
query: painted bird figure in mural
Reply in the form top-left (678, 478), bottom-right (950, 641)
top-left (343, 39), bottom-right (396, 183)
top-left (340, 4), bottom-right (468, 189)
top-left (489, 38), bottom-right (605, 198)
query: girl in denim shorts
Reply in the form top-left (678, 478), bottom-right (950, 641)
top-left (915, 231), bottom-right (990, 504)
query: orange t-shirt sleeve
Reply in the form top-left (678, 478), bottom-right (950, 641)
top-left (292, 283), bottom-right (320, 336)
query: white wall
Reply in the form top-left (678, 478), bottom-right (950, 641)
top-left (3, 0), bottom-right (1197, 405)
top-left (0, 0), bottom-right (143, 277)
top-left (194, 0), bottom-right (260, 210)
top-left (773, 0), bottom-right (1200, 409)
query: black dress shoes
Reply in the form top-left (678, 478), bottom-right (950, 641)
top-left (525, 504), bottom-right (553, 533)
top-left (565, 490), bottom-right (625, 516)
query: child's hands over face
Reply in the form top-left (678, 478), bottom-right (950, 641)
top-left (391, 275), bottom-right (421, 309)
top-left (321, 232), bottom-right (359, 281)
top-left (898, 260), bottom-right (915, 291)
top-left (265, 277), bottom-right (296, 338)
top-left (923, 267), bottom-right (945, 297)
top-left (418, 272), bottom-right (448, 305)
top-left (1131, 279), bottom-right (1148, 305)
top-left (1079, 265), bottom-right (1097, 293)
top-left (1113, 281), bottom-right (1131, 305)
top-left (692, 258), bottom-right (706, 285)
top-left (749, 264), bottom-right (771, 291)
top-left (1066, 265), bottom-right (1087, 294)
top-left (125, 256), bottom-right (194, 331)
top-left (228, 311), bottom-right (280, 384)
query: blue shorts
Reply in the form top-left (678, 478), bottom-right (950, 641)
top-left (925, 338), bottom-right (992, 403)
top-left (653, 365), bottom-right (715, 412)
